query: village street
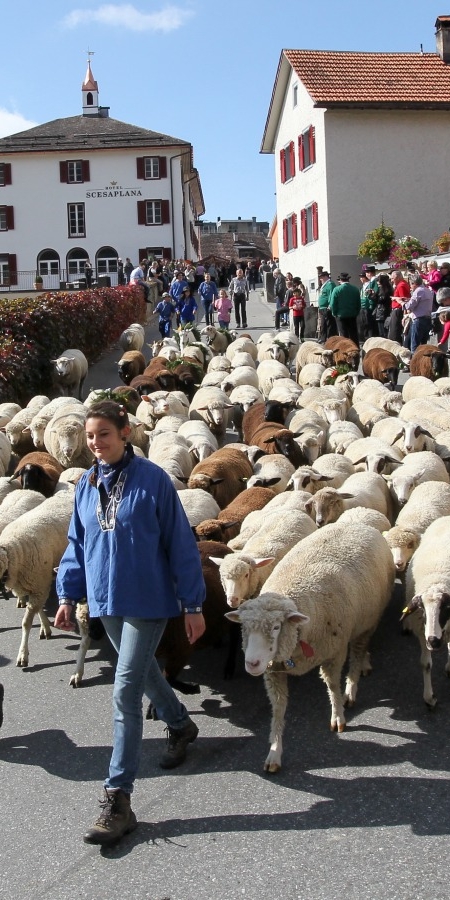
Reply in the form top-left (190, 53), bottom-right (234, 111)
top-left (0, 292), bottom-right (449, 900)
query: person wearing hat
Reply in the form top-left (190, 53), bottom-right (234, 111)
top-left (329, 274), bottom-right (361, 346)
top-left (317, 271), bottom-right (337, 342)
top-left (153, 292), bottom-right (176, 338)
top-left (359, 266), bottom-right (378, 339)
top-left (176, 285), bottom-right (198, 326)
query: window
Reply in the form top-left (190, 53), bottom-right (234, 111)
top-left (293, 84), bottom-right (298, 107)
top-left (0, 163), bottom-right (12, 186)
top-left (67, 248), bottom-right (88, 276)
top-left (60, 160), bottom-right (90, 183)
top-left (0, 206), bottom-right (14, 230)
top-left (137, 199), bottom-right (170, 225)
top-left (67, 203), bottom-right (85, 237)
top-left (38, 249), bottom-right (60, 276)
top-left (136, 157), bottom-right (168, 179)
top-left (300, 202), bottom-right (319, 244)
top-left (0, 254), bottom-right (17, 286)
top-left (97, 246), bottom-right (118, 275)
top-left (298, 126), bottom-right (316, 171)
top-left (279, 142), bottom-right (295, 183)
top-left (282, 214), bottom-right (298, 253)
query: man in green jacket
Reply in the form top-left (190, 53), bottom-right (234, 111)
top-left (317, 271), bottom-right (337, 342)
top-left (359, 265), bottom-right (379, 340)
top-left (330, 273), bottom-right (361, 346)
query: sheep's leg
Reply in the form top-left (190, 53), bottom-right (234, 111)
top-left (70, 603), bottom-right (91, 687)
top-left (38, 609), bottom-right (52, 640)
top-left (445, 641), bottom-right (450, 678)
top-left (416, 631), bottom-right (436, 707)
top-left (344, 630), bottom-right (373, 706)
top-left (320, 652), bottom-right (347, 732)
top-left (263, 670), bottom-right (289, 773)
top-left (17, 599), bottom-right (42, 667)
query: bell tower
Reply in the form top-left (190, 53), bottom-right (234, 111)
top-left (82, 55), bottom-right (99, 116)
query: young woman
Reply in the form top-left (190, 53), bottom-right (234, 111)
top-left (55, 400), bottom-right (205, 846)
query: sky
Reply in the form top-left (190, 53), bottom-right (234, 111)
top-left (1, 1), bottom-right (446, 225)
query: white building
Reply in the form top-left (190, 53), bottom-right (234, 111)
top-left (0, 62), bottom-right (204, 290)
top-left (261, 15), bottom-right (450, 303)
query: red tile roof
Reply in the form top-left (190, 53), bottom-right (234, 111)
top-left (284, 50), bottom-right (450, 108)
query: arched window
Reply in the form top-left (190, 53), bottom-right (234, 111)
top-left (37, 248), bottom-right (60, 277)
top-left (67, 247), bottom-right (89, 279)
top-left (96, 246), bottom-right (118, 277)
top-left (87, 92), bottom-right (93, 106)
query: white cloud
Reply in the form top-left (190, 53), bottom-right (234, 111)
top-left (62, 3), bottom-right (194, 32)
top-left (0, 108), bottom-right (38, 138)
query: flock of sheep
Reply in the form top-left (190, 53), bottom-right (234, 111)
top-left (1, 321), bottom-right (450, 774)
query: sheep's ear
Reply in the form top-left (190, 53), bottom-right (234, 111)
top-left (209, 556), bottom-right (224, 567)
top-left (304, 497), bottom-right (314, 509)
top-left (177, 476), bottom-right (189, 484)
top-left (225, 610), bottom-right (241, 623)
top-left (338, 492), bottom-right (355, 500)
top-left (253, 557), bottom-right (276, 568)
top-left (412, 469), bottom-right (426, 483)
top-left (400, 594), bottom-right (422, 621)
top-left (22, 426), bottom-right (31, 434)
top-left (196, 406), bottom-right (209, 411)
top-left (8, 472), bottom-right (20, 481)
top-left (351, 455), bottom-right (366, 466)
top-left (418, 427), bottom-right (434, 438)
top-left (264, 436), bottom-right (276, 444)
top-left (210, 477), bottom-right (225, 485)
top-left (313, 471), bottom-right (333, 481)
top-left (141, 395), bottom-right (150, 403)
top-left (263, 477), bottom-right (281, 487)
top-left (381, 473), bottom-right (392, 482)
top-left (220, 520), bottom-right (240, 529)
top-left (287, 611), bottom-right (309, 624)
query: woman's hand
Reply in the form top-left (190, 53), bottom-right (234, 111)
top-left (54, 604), bottom-right (75, 632)
top-left (184, 613), bottom-right (206, 645)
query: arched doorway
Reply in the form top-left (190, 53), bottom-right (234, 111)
top-left (37, 248), bottom-right (60, 290)
top-left (96, 246), bottom-right (118, 284)
top-left (66, 247), bottom-right (89, 282)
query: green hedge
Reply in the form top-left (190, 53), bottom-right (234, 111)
top-left (0, 286), bottom-right (146, 404)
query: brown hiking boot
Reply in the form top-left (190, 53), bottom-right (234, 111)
top-left (159, 717), bottom-right (199, 769)
top-left (83, 788), bottom-right (137, 845)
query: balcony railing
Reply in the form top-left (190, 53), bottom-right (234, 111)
top-left (0, 271), bottom-right (119, 292)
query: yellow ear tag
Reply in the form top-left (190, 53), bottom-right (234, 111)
top-left (402, 607), bottom-right (410, 615)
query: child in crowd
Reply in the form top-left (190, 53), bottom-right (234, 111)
top-left (153, 292), bottom-right (175, 338)
top-left (288, 285), bottom-right (306, 340)
top-left (214, 289), bottom-right (233, 330)
top-left (177, 286), bottom-right (198, 326)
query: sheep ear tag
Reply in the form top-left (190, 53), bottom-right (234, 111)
top-left (300, 640), bottom-right (314, 658)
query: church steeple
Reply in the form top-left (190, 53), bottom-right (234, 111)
top-left (82, 58), bottom-right (99, 116)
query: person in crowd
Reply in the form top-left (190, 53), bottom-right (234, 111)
top-left (288, 285), bottom-right (306, 340)
top-left (198, 273), bottom-right (218, 326)
top-left (388, 270), bottom-right (411, 343)
top-left (229, 267), bottom-right (249, 329)
top-left (422, 259), bottom-right (441, 292)
top-left (329, 273), bottom-right (361, 346)
top-left (84, 259), bottom-right (93, 289)
top-left (404, 274), bottom-right (434, 353)
top-left (245, 261), bottom-right (258, 292)
top-left (177, 285), bottom-right (198, 326)
top-left (227, 259), bottom-right (237, 281)
top-left (54, 400), bottom-right (205, 846)
top-left (130, 261), bottom-right (150, 302)
top-left (435, 260), bottom-right (450, 292)
top-left (153, 292), bottom-right (176, 338)
top-left (274, 268), bottom-right (288, 329)
top-left (169, 271), bottom-right (189, 305)
top-left (124, 258), bottom-right (133, 284)
top-left (208, 260), bottom-right (218, 283)
top-left (117, 258), bottom-right (125, 286)
top-left (184, 263), bottom-right (196, 291)
top-left (214, 288), bottom-right (233, 330)
top-left (437, 309), bottom-right (450, 351)
top-left (374, 273), bottom-right (393, 337)
top-left (317, 271), bottom-right (337, 342)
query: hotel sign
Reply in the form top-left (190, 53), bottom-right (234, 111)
top-left (86, 181), bottom-right (142, 199)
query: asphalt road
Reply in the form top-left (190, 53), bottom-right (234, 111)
top-left (1, 292), bottom-right (449, 900)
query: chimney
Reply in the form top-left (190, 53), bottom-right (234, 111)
top-left (436, 16), bottom-right (450, 64)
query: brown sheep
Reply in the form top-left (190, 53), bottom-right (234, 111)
top-left (242, 399), bottom-right (291, 445)
top-left (117, 350), bottom-right (146, 385)
top-left (129, 374), bottom-right (161, 397)
top-left (193, 519), bottom-right (234, 542)
top-left (410, 344), bottom-right (449, 380)
top-left (362, 348), bottom-right (399, 387)
top-left (217, 486), bottom-right (277, 540)
top-left (11, 451), bottom-right (63, 497)
top-left (249, 422), bottom-right (306, 468)
top-left (324, 336), bottom-right (360, 371)
top-left (187, 448), bottom-right (253, 509)
top-left (173, 360), bottom-right (203, 402)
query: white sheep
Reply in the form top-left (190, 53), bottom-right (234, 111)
top-left (343, 436), bottom-right (404, 474)
top-left (226, 337), bottom-right (258, 362)
top-left (0, 402), bottom-right (21, 427)
top-left (297, 362), bottom-right (326, 389)
top-left (177, 487), bottom-right (221, 526)
top-left (189, 387), bottom-right (234, 447)
top-left (227, 522), bottom-right (395, 772)
top-left (346, 401), bottom-right (389, 436)
top-left (200, 325), bottom-right (233, 355)
top-left (256, 359), bottom-right (291, 398)
top-left (227, 490), bottom-right (314, 550)
top-left (288, 454), bottom-right (355, 492)
top-left (0, 432), bottom-right (12, 477)
top-left (136, 391), bottom-right (189, 429)
top-left (352, 379), bottom-right (404, 415)
top-left (402, 516), bottom-right (450, 706)
top-left (211, 509), bottom-right (316, 607)
top-left (382, 525), bottom-right (421, 575)
top-left (25, 398), bottom-right (84, 450)
top-left (148, 440), bottom-right (193, 483)
top-left (0, 489), bottom-right (45, 535)
top-left (371, 417), bottom-right (435, 455)
top-left (118, 323), bottom-right (145, 352)
top-left (51, 348), bottom-right (89, 400)
top-left (325, 420), bottom-right (364, 454)
top-left (338, 507), bottom-right (392, 532)
top-left (383, 451), bottom-right (449, 508)
top-left (230, 351), bottom-right (257, 369)
top-left (400, 398), bottom-right (450, 436)
top-left (246, 454), bottom-right (295, 494)
top-left (54, 467), bottom-right (87, 492)
top-left (177, 420), bottom-right (218, 462)
top-left (305, 471), bottom-right (393, 526)
top-left (152, 414), bottom-right (188, 435)
top-left (396, 481), bottom-right (450, 534)
top-left (201, 371), bottom-right (229, 389)
top-left (268, 379), bottom-right (303, 404)
top-left (402, 376), bottom-right (442, 402)
top-left (207, 355), bottom-right (232, 373)
top-left (295, 341), bottom-right (335, 379)
top-left (220, 366), bottom-right (260, 393)
top-left (4, 407), bottom-right (40, 456)
top-left (44, 408), bottom-right (92, 469)
top-left (0, 476), bottom-right (21, 505)
top-left (0, 491), bottom-right (74, 666)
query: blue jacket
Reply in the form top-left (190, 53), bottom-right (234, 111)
top-left (155, 299), bottom-right (175, 322)
top-left (169, 279), bottom-right (189, 302)
top-left (198, 281), bottom-right (218, 304)
top-left (56, 455), bottom-right (205, 618)
top-left (177, 296), bottom-right (197, 323)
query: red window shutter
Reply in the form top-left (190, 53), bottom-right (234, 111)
top-left (298, 135), bottom-right (305, 171)
top-left (82, 160), bottom-right (90, 182)
top-left (289, 141), bottom-right (295, 178)
top-left (138, 248), bottom-right (147, 262)
top-left (6, 206), bottom-right (14, 230)
top-left (163, 247), bottom-right (172, 260)
top-left (300, 208), bottom-right (307, 245)
top-left (3, 163), bottom-right (12, 185)
top-left (136, 157), bottom-right (145, 179)
top-left (8, 253), bottom-right (17, 285)
top-left (60, 161), bottom-right (68, 182)
top-left (309, 126), bottom-right (316, 165)
top-left (292, 213), bottom-right (298, 249)
top-left (137, 200), bottom-right (147, 225)
top-left (161, 200), bottom-right (170, 224)
top-left (159, 157), bottom-right (167, 178)
top-left (312, 202), bottom-right (319, 240)
top-left (280, 149), bottom-right (286, 184)
top-left (282, 219), bottom-right (288, 253)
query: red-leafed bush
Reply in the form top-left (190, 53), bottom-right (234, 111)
top-left (0, 286), bottom-right (145, 404)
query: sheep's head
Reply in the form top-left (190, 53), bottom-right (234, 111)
top-left (225, 594), bottom-right (309, 675)
top-left (400, 588), bottom-right (450, 651)
top-left (382, 526), bottom-right (420, 572)
top-left (304, 486), bottom-right (350, 526)
top-left (210, 553), bottom-right (275, 607)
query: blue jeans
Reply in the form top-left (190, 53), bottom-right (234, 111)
top-left (101, 616), bottom-right (189, 794)
top-left (410, 316), bottom-right (432, 354)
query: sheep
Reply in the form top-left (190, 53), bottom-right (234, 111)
top-left (55, 467), bottom-right (87, 492)
top-left (228, 491), bottom-right (314, 550)
top-left (346, 402), bottom-right (389, 436)
top-left (201, 371), bottom-right (230, 389)
top-left (434, 377), bottom-right (450, 395)
top-left (361, 348), bottom-right (399, 388)
top-left (248, 423), bottom-right (305, 468)
top-left (152, 414), bottom-right (187, 435)
top-left (343, 436), bottom-right (404, 474)
top-left (10, 451), bottom-right (64, 497)
top-left (220, 366), bottom-right (260, 394)
top-left (396, 481), bottom-right (450, 534)
top-left (118, 323), bottom-right (145, 352)
top-left (126, 414), bottom-right (150, 454)
top-left (243, 400), bottom-right (292, 445)
top-left (296, 384), bottom-right (349, 412)
top-left (304, 471), bottom-right (393, 527)
top-left (400, 398), bottom-right (450, 437)
top-left (229, 385), bottom-right (264, 439)
top-left (268, 379), bottom-right (303, 404)
top-left (182, 342), bottom-right (213, 370)
top-left (435, 430), bottom-right (450, 467)
top-left (193, 519), bottom-right (234, 542)
top-left (0, 489), bottom-right (45, 534)
top-left (352, 379), bottom-right (403, 414)
top-left (188, 387), bottom-right (234, 446)
top-left (0, 432), bottom-right (11, 477)
top-left (117, 350), bottom-right (146, 385)
top-left (44, 408), bottom-right (92, 469)
top-left (256, 359), bottom-right (291, 398)
top-left (226, 337), bottom-right (257, 362)
top-left (402, 516), bottom-right (450, 706)
top-left (402, 376), bottom-right (442, 402)
top-left (148, 439), bottom-right (193, 484)
top-left (0, 476), bottom-right (21, 505)
top-left (226, 522), bottom-right (395, 772)
top-left (338, 507), bottom-right (392, 533)
top-left (246, 454), bottom-right (295, 494)
top-left (0, 491), bottom-right (74, 666)
top-left (26, 396), bottom-right (50, 411)
top-left (297, 362), bottom-right (326, 389)
top-left (177, 419), bottom-right (218, 462)
top-left (24, 397), bottom-right (83, 450)
top-left (207, 355), bottom-right (232, 373)
top-left (135, 391), bottom-right (189, 429)
top-left (215, 486), bottom-right (277, 540)
top-left (325, 420), bottom-right (364, 454)
top-left (382, 525), bottom-right (421, 575)
top-left (286, 409), bottom-right (327, 464)
top-left (0, 402), bottom-right (21, 428)
top-left (3, 408), bottom-right (39, 457)
top-left (177, 488), bottom-right (221, 526)
top-left (324, 336), bottom-right (360, 370)
top-left (230, 351), bottom-right (257, 370)
top-left (362, 337), bottom-right (411, 369)
top-left (382, 451), bottom-right (449, 510)
top-left (371, 417), bottom-right (435, 455)
top-left (295, 341), bottom-right (335, 379)
top-left (410, 345), bottom-right (449, 380)
top-left (187, 448), bottom-right (253, 509)
top-left (257, 340), bottom-right (290, 365)
top-left (288, 455), bottom-right (355, 492)
top-left (211, 509), bottom-right (317, 607)
top-left (200, 324), bottom-right (233, 355)
top-left (51, 349), bottom-right (88, 400)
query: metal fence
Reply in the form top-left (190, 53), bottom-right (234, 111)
top-left (0, 271), bottom-right (118, 292)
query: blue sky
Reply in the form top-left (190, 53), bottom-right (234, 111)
top-left (1, 1), bottom-right (445, 224)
